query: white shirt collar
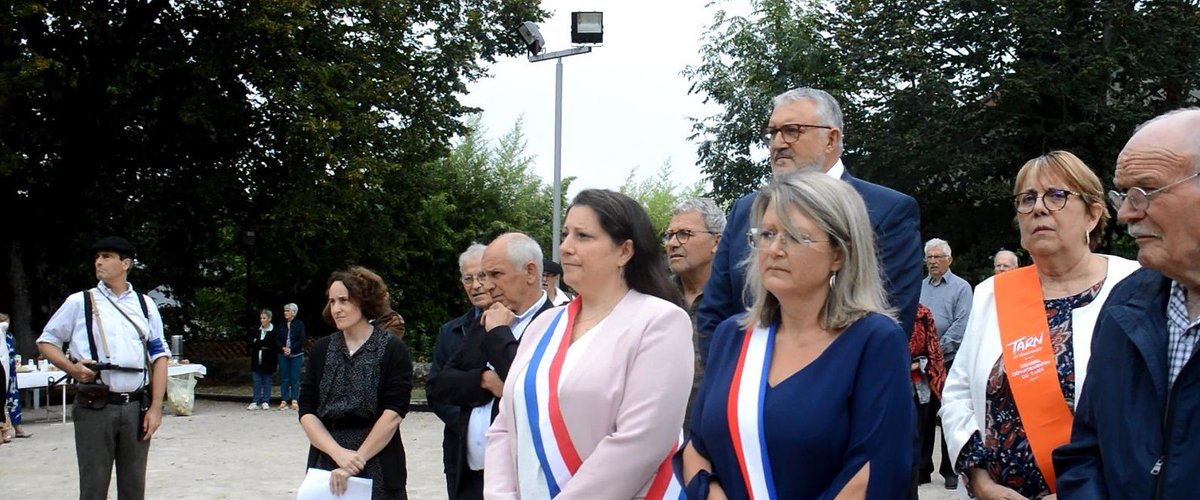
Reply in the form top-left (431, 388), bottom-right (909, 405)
top-left (511, 291), bottom-right (549, 339)
top-left (825, 159), bottom-right (846, 179)
top-left (96, 280), bottom-right (135, 299)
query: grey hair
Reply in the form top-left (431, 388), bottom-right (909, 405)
top-left (772, 87), bottom-right (845, 152)
top-left (458, 243), bottom-right (487, 274)
top-left (259, 309), bottom-right (273, 320)
top-left (499, 232), bottom-right (543, 275)
top-left (994, 249), bottom-right (1018, 264)
top-left (284, 303), bottom-right (298, 314)
top-left (924, 238), bottom-right (952, 257)
top-left (740, 171), bottom-right (894, 330)
top-left (671, 198), bottom-right (727, 234)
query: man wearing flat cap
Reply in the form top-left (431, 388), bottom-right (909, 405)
top-left (38, 235), bottom-right (171, 500)
top-left (542, 258), bottom-right (571, 306)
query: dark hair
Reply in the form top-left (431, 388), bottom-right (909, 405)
top-left (568, 189), bottom-right (682, 306)
top-left (322, 266), bottom-right (390, 328)
top-left (374, 310), bottom-right (406, 339)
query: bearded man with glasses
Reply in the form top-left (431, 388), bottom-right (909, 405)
top-left (1055, 108), bottom-right (1200, 499)
top-left (696, 87), bottom-right (922, 367)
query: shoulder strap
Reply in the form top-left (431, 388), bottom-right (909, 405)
top-left (84, 290), bottom-right (100, 361)
top-left (138, 292), bottom-right (149, 319)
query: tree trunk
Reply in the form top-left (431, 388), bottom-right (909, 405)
top-left (7, 240), bottom-right (37, 358)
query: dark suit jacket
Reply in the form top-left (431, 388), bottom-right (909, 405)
top-left (425, 297), bottom-right (556, 493)
top-left (1053, 268), bottom-right (1197, 500)
top-left (425, 308), bottom-right (477, 477)
top-left (276, 318), bottom-right (306, 357)
top-left (695, 170), bottom-right (923, 365)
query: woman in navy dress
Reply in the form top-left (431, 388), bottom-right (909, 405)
top-left (682, 171), bottom-right (913, 499)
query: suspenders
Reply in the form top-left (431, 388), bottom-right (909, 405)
top-left (82, 288), bottom-right (150, 362)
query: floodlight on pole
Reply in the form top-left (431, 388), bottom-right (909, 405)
top-left (518, 12), bottom-right (603, 262)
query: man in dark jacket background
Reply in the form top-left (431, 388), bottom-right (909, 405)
top-left (426, 242), bottom-right (492, 499)
top-left (425, 232), bottom-right (553, 500)
top-left (1054, 108), bottom-right (1200, 499)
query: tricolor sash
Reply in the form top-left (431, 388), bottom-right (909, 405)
top-left (522, 298), bottom-right (684, 499)
top-left (727, 323), bottom-right (777, 500)
top-left (994, 266), bottom-right (1073, 492)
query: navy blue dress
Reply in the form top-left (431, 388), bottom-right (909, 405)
top-left (689, 312), bottom-right (914, 499)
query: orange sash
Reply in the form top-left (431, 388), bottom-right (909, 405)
top-left (993, 266), bottom-right (1073, 492)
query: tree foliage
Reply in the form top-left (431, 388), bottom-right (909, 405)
top-left (687, 0), bottom-right (1200, 282)
top-left (0, 0), bottom-right (547, 358)
top-left (619, 161), bottom-right (706, 235)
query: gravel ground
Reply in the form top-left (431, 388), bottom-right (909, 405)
top-left (0, 399), bottom-right (959, 499)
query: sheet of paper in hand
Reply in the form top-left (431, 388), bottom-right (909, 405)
top-left (296, 468), bottom-right (372, 500)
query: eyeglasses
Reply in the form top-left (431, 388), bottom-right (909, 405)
top-left (761, 123), bottom-right (833, 146)
top-left (662, 229), bottom-right (719, 245)
top-left (1107, 172), bottom-right (1200, 213)
top-left (924, 255), bottom-right (949, 262)
top-left (460, 272), bottom-right (487, 285)
top-left (747, 228), bottom-right (828, 250)
top-left (1012, 188), bottom-right (1080, 214)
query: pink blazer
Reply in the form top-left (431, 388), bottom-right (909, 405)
top-left (484, 289), bottom-right (695, 499)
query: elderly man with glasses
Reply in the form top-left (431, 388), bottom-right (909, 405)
top-left (665, 198), bottom-right (725, 315)
top-left (696, 87), bottom-right (922, 367)
top-left (426, 243), bottom-right (493, 499)
top-left (1055, 108), bottom-right (1200, 498)
top-left (665, 197), bottom-right (725, 432)
top-left (918, 238), bottom-right (973, 490)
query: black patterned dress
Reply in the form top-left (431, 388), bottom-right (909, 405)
top-left (957, 279), bottom-right (1104, 499)
top-left (309, 328), bottom-right (410, 499)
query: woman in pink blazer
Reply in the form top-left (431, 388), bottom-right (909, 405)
top-left (485, 189), bottom-right (695, 499)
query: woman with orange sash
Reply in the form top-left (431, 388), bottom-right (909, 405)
top-left (940, 151), bottom-right (1139, 500)
top-left (682, 171), bottom-right (913, 499)
top-left (485, 189), bottom-right (694, 499)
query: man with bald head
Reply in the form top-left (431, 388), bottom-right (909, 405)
top-left (1055, 109), bottom-right (1200, 498)
top-left (992, 250), bottom-right (1019, 274)
top-left (425, 232), bottom-right (553, 500)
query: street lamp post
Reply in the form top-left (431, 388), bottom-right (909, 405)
top-left (518, 13), bottom-right (603, 261)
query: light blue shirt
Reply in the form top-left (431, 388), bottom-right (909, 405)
top-left (920, 270), bottom-right (972, 362)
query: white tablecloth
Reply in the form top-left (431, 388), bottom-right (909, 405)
top-left (16, 363), bottom-right (206, 388)
top-left (14, 363), bottom-right (207, 422)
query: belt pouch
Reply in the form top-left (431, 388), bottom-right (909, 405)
top-left (76, 383), bottom-right (110, 409)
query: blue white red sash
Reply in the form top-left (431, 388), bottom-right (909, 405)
top-left (522, 298), bottom-right (685, 499)
top-left (727, 324), bottom-right (777, 500)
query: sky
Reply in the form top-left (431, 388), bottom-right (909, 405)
top-left (461, 1), bottom-right (753, 198)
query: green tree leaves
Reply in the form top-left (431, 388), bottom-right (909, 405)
top-left (0, 0), bottom-right (547, 358)
top-left (686, 0), bottom-right (1200, 282)
top-left (619, 161), bottom-right (705, 235)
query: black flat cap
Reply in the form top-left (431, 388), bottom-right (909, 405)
top-left (542, 259), bottom-right (563, 276)
top-left (91, 236), bottom-right (135, 259)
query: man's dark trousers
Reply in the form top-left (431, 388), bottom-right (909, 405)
top-left (74, 400), bottom-right (149, 500)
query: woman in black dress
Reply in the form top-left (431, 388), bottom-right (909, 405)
top-left (299, 266), bottom-right (413, 499)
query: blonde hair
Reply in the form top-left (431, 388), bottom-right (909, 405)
top-left (1013, 150), bottom-right (1108, 250)
top-left (740, 171), bottom-right (895, 330)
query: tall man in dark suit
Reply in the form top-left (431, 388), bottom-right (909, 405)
top-left (696, 87), bottom-right (923, 364)
top-left (427, 242), bottom-right (492, 499)
top-left (425, 232), bottom-right (554, 500)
